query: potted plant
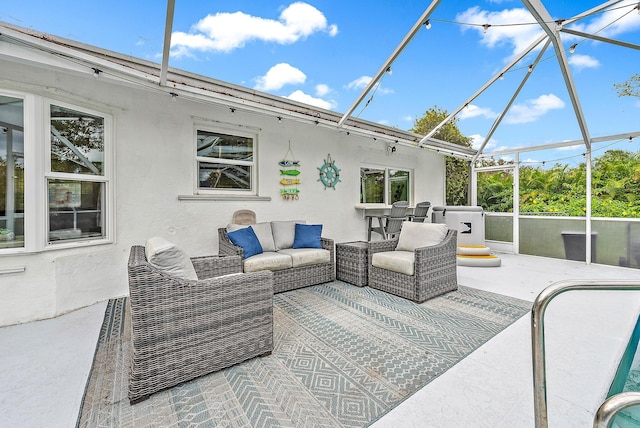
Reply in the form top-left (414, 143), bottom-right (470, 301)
top-left (0, 228), bottom-right (15, 241)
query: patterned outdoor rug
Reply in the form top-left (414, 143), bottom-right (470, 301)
top-left (77, 281), bottom-right (530, 427)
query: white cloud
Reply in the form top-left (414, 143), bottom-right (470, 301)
top-left (346, 75), bottom-right (393, 94)
top-left (568, 1), bottom-right (640, 39)
top-left (170, 2), bottom-right (338, 56)
top-left (468, 133), bottom-right (501, 151)
top-left (455, 6), bottom-right (544, 59)
top-left (286, 90), bottom-right (336, 110)
top-left (254, 63), bottom-right (306, 91)
top-left (458, 104), bottom-right (499, 120)
top-left (403, 115), bottom-right (413, 122)
top-left (505, 93), bottom-right (565, 124)
top-left (568, 54), bottom-right (600, 71)
top-left (315, 83), bottom-right (330, 97)
top-left (347, 76), bottom-right (372, 90)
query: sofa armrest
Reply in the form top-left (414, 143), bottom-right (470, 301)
top-left (191, 254), bottom-right (242, 279)
top-left (414, 230), bottom-right (458, 277)
top-left (218, 227), bottom-right (244, 258)
top-left (321, 236), bottom-right (334, 260)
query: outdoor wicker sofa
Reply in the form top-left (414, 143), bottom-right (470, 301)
top-left (127, 245), bottom-right (274, 404)
top-left (367, 227), bottom-right (458, 303)
top-left (218, 222), bottom-right (335, 294)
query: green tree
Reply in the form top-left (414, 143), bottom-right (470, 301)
top-left (614, 74), bottom-right (640, 98)
top-left (411, 106), bottom-right (472, 205)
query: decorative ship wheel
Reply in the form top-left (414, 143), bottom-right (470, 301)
top-left (317, 154), bottom-right (341, 190)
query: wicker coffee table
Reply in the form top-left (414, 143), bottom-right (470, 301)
top-left (336, 241), bottom-right (368, 287)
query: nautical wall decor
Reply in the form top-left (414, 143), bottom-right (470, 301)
top-left (318, 154), bottom-right (341, 190)
top-left (279, 141), bottom-right (300, 200)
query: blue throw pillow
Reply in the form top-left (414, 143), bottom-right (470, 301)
top-left (293, 223), bottom-right (322, 249)
top-left (227, 226), bottom-right (263, 259)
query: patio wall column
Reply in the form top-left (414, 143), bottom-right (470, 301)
top-left (5, 129), bottom-right (15, 232)
top-left (586, 148), bottom-right (592, 265)
top-left (514, 152), bottom-right (520, 255)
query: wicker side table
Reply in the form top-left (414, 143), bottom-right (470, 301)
top-left (336, 241), bottom-right (368, 287)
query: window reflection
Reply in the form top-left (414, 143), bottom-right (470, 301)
top-left (0, 96), bottom-right (24, 249)
top-left (48, 179), bottom-right (105, 242)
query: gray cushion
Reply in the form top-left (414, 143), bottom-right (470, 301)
top-left (145, 236), bottom-right (198, 280)
top-left (372, 250), bottom-right (415, 275)
top-left (396, 222), bottom-right (448, 252)
top-left (227, 222), bottom-right (276, 252)
top-left (271, 220), bottom-right (305, 250)
top-left (243, 251), bottom-right (293, 272)
top-left (278, 248), bottom-right (330, 267)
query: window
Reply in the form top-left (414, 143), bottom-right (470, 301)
top-left (47, 104), bottom-right (109, 244)
top-left (360, 167), bottom-right (411, 204)
top-left (0, 95), bottom-right (24, 249)
top-left (196, 128), bottom-right (256, 193)
top-left (0, 91), bottom-right (112, 253)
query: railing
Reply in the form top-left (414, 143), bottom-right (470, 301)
top-left (531, 280), bottom-right (640, 428)
top-left (593, 392), bottom-right (640, 428)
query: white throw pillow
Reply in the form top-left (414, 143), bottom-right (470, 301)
top-left (396, 222), bottom-right (448, 252)
top-left (145, 236), bottom-right (198, 280)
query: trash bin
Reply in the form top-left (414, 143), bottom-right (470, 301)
top-left (432, 206), bottom-right (485, 247)
top-left (561, 231), bottom-right (597, 262)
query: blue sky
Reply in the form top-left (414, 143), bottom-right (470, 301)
top-left (3, 0), bottom-right (640, 164)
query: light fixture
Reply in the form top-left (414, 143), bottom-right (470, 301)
top-left (169, 92), bottom-right (178, 101)
top-left (277, 116), bottom-right (282, 123)
top-left (386, 66), bottom-right (392, 75)
top-left (499, 73), bottom-right (504, 80)
top-left (569, 44), bottom-right (577, 54)
top-left (528, 64), bottom-right (534, 73)
top-left (92, 67), bottom-right (102, 78)
top-left (424, 19), bottom-right (431, 29)
top-left (314, 120), bottom-right (319, 126)
top-left (230, 107), bottom-right (236, 114)
top-left (482, 24), bottom-right (491, 34)
top-left (630, 136), bottom-right (634, 143)
top-left (637, 3), bottom-right (640, 15)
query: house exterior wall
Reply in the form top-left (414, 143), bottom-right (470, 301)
top-left (0, 51), bottom-right (446, 326)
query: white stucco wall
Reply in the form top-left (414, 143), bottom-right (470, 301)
top-left (0, 52), bottom-right (446, 326)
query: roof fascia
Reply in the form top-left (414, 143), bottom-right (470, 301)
top-left (0, 24), bottom-right (161, 85)
top-left (0, 22), bottom-right (474, 158)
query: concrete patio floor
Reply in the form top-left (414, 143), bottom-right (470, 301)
top-left (2, 253), bottom-right (640, 427)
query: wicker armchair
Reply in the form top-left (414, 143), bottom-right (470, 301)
top-left (367, 230), bottom-right (458, 303)
top-left (127, 246), bottom-right (274, 404)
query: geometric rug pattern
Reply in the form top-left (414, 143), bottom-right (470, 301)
top-left (76, 281), bottom-right (531, 427)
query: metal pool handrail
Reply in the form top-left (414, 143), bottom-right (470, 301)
top-left (531, 280), bottom-right (640, 428)
top-left (593, 392), bottom-right (640, 428)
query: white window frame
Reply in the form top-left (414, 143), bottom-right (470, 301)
top-left (194, 124), bottom-right (258, 196)
top-left (360, 164), bottom-right (413, 206)
top-left (0, 90), bottom-right (114, 254)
